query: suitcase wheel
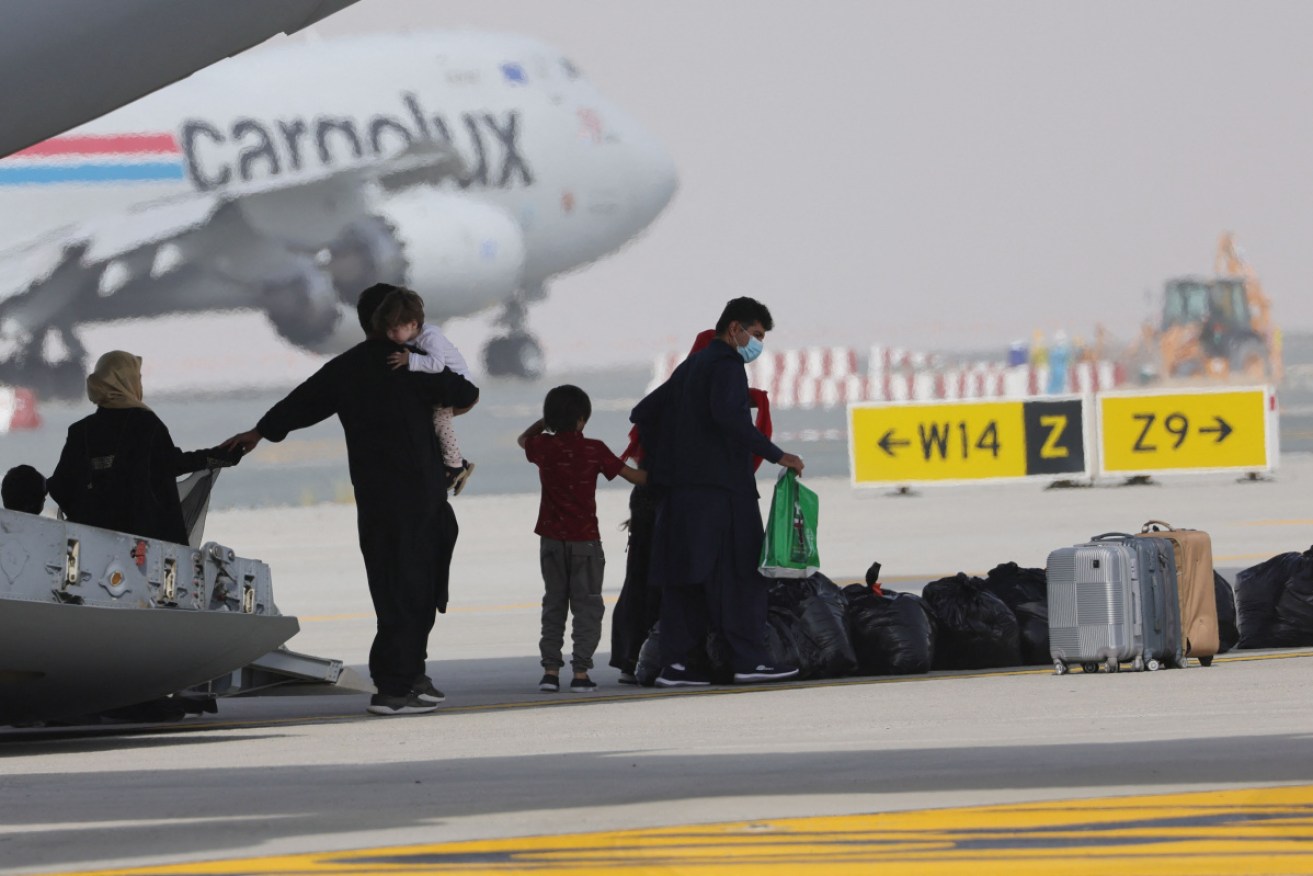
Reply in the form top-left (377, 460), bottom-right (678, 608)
top-left (1146, 658), bottom-right (1162, 671)
top-left (1107, 658), bottom-right (1122, 674)
top-left (1053, 661), bottom-right (1069, 676)
top-left (1199, 656), bottom-right (1214, 667)
top-left (1081, 662), bottom-right (1099, 674)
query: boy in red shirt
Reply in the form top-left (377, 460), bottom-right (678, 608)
top-left (519, 385), bottom-right (646, 692)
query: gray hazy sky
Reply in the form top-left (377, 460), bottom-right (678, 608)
top-left (313, 0), bottom-right (1313, 368)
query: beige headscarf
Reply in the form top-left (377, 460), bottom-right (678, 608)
top-left (86, 350), bottom-right (149, 410)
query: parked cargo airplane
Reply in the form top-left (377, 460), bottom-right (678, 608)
top-left (0, 31), bottom-right (677, 396)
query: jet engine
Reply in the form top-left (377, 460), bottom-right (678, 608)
top-left (274, 190), bottom-right (527, 356)
top-left (374, 188), bottom-right (526, 320)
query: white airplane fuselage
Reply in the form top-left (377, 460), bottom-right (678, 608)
top-left (0, 32), bottom-right (676, 379)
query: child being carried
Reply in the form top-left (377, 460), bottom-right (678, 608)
top-left (373, 287), bottom-right (476, 494)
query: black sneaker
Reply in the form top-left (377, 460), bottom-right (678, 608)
top-left (570, 676), bottom-right (598, 693)
top-left (412, 677), bottom-right (446, 704)
top-left (733, 664), bottom-right (800, 683)
top-left (655, 663), bottom-right (711, 688)
top-left (366, 692), bottom-right (439, 716)
top-left (539, 673), bottom-right (560, 692)
top-left (617, 671), bottom-right (638, 686)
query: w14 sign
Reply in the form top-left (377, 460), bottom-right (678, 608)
top-left (848, 396), bottom-right (1090, 487)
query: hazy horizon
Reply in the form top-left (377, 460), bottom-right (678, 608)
top-left (286, 0), bottom-right (1313, 371)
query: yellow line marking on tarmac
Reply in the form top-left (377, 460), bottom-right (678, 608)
top-left (1215, 552), bottom-right (1288, 562)
top-left (40, 784), bottom-right (1313, 875)
top-left (1238, 519), bottom-right (1313, 527)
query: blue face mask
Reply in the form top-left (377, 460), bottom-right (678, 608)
top-left (736, 330), bottom-right (764, 363)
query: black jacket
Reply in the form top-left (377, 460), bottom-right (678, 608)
top-left (631, 339), bottom-right (783, 495)
top-left (47, 407), bottom-right (235, 545)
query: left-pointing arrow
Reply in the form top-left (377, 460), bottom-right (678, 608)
top-left (879, 429), bottom-right (910, 456)
top-left (1198, 416), bottom-right (1233, 443)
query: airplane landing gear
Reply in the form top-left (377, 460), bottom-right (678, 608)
top-left (263, 259), bottom-right (342, 347)
top-left (484, 287), bottom-right (547, 379)
top-left (323, 216), bottom-right (407, 304)
top-left (0, 326), bottom-right (88, 400)
top-left (483, 332), bottom-right (544, 379)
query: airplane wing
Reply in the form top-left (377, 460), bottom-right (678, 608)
top-left (0, 140), bottom-right (465, 305)
top-left (0, 0), bottom-right (362, 159)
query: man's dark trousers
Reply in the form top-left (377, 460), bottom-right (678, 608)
top-left (657, 487), bottom-right (770, 672)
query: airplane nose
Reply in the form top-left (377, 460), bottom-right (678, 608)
top-left (629, 134), bottom-right (678, 231)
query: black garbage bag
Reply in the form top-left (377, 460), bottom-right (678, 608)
top-left (981, 562), bottom-right (1046, 606)
top-left (635, 624), bottom-right (662, 687)
top-left (845, 590), bottom-right (936, 675)
top-left (792, 574), bottom-right (857, 678)
top-left (1214, 572), bottom-right (1239, 654)
top-left (982, 562), bottom-right (1049, 666)
top-left (768, 578), bottom-right (810, 614)
top-left (1010, 602), bottom-right (1050, 666)
top-left (922, 572), bottom-right (1022, 669)
top-left (843, 582), bottom-right (873, 603)
top-left (1236, 552), bottom-right (1304, 648)
top-left (766, 609), bottom-right (805, 675)
top-left (767, 574), bottom-right (856, 678)
top-left (1273, 550), bottom-right (1313, 646)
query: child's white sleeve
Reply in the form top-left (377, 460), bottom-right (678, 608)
top-left (407, 324), bottom-right (450, 374)
top-left (410, 324), bottom-right (471, 378)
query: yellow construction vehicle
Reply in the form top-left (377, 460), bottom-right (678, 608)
top-left (1150, 233), bottom-right (1282, 383)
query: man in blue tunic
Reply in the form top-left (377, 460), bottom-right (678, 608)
top-left (631, 297), bottom-right (805, 687)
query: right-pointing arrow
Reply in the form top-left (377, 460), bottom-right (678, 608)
top-left (878, 428), bottom-right (910, 456)
top-left (1198, 416), bottom-right (1233, 443)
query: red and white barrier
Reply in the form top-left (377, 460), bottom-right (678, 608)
top-left (649, 346), bottom-right (1127, 410)
top-left (0, 386), bottom-right (41, 433)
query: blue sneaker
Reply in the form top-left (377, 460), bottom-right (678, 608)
top-left (655, 663), bottom-right (711, 688)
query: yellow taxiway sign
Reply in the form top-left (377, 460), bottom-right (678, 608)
top-left (1098, 386), bottom-right (1275, 476)
top-left (849, 396), bottom-right (1089, 486)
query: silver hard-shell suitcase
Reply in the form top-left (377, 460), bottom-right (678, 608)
top-left (1046, 533), bottom-right (1185, 674)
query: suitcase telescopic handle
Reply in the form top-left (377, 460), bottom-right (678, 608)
top-left (1141, 519), bottom-right (1176, 533)
top-left (1091, 532), bottom-right (1134, 541)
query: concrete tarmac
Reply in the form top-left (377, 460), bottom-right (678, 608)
top-left (5, 457), bottom-right (1313, 874)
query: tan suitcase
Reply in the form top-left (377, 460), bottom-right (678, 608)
top-left (1137, 520), bottom-right (1221, 665)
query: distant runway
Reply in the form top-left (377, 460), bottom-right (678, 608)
top-left (9, 359), bottom-right (1313, 512)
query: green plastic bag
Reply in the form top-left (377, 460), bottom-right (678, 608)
top-left (759, 469), bottom-right (820, 578)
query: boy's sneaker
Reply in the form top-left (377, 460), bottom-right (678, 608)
top-left (569, 676), bottom-right (598, 693)
top-left (412, 677), bottom-right (446, 704)
top-left (538, 673), bottom-right (560, 692)
top-left (451, 460), bottom-right (476, 496)
top-left (733, 664), bottom-right (800, 683)
top-left (366, 692), bottom-right (439, 716)
top-left (617, 671), bottom-right (638, 686)
top-left (655, 663), bottom-right (711, 688)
